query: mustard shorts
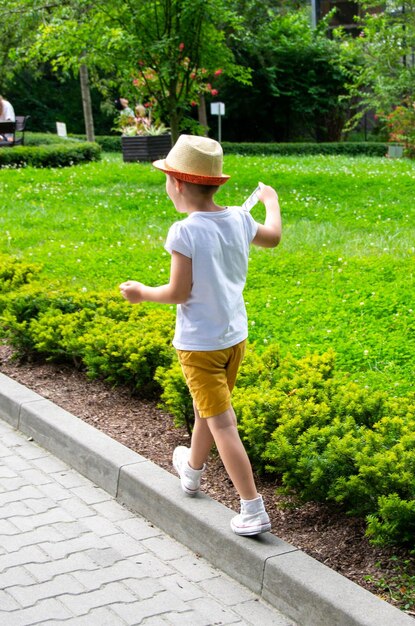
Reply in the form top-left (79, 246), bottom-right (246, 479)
top-left (176, 340), bottom-right (246, 418)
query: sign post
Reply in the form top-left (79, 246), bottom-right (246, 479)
top-left (210, 102), bottom-right (225, 142)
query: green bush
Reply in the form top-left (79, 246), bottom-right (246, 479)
top-left (366, 494), bottom-right (415, 547)
top-left (0, 142), bottom-right (102, 168)
top-left (155, 360), bottom-right (194, 433)
top-left (70, 134), bottom-right (121, 152)
top-left (1, 278), bottom-right (175, 392)
top-left (222, 141), bottom-right (388, 157)
top-left (26, 132), bottom-right (120, 152)
top-left (24, 132), bottom-right (75, 146)
top-left (80, 308), bottom-right (174, 391)
top-left (1, 257), bottom-right (415, 548)
top-left (0, 255), bottom-right (43, 294)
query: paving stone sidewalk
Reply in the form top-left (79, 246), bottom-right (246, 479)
top-left (0, 418), bottom-right (295, 626)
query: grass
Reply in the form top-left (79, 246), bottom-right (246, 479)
top-left (1, 152), bottom-right (414, 395)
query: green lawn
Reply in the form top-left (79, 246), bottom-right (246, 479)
top-left (1, 152), bottom-right (414, 394)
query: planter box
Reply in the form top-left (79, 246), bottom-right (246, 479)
top-left (121, 134), bottom-right (172, 162)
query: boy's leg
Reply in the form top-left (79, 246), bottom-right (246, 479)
top-left (189, 402), bottom-right (214, 470)
top-left (173, 403), bottom-right (212, 496)
top-left (206, 405), bottom-right (257, 501)
top-left (207, 406), bottom-right (271, 535)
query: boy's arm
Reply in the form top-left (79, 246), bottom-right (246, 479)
top-left (252, 183), bottom-right (282, 248)
top-left (119, 251), bottom-right (192, 304)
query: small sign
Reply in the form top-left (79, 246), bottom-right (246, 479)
top-left (210, 102), bottom-right (225, 116)
top-left (387, 144), bottom-right (404, 158)
top-left (56, 122), bottom-right (67, 138)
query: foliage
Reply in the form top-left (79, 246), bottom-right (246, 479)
top-left (6, 0), bottom-right (250, 143)
top-left (0, 142), bottom-right (101, 169)
top-left (232, 348), bottom-right (415, 547)
top-left (24, 132), bottom-right (120, 152)
top-left (385, 100), bottom-right (415, 158)
top-left (365, 557), bottom-right (415, 610)
top-left (114, 109), bottom-right (170, 138)
top-left (0, 255), bottom-right (42, 293)
top-left (131, 52), bottom-right (225, 137)
top-left (0, 152), bottom-right (414, 395)
top-left (2, 65), bottom-right (112, 135)
top-left (218, 8), bottom-right (350, 141)
top-left (1, 254), bottom-right (415, 548)
top-left (24, 133), bottom-right (388, 156)
top-left (336, 0), bottom-right (415, 131)
top-left (155, 361), bottom-right (194, 434)
top-left (222, 142), bottom-right (388, 156)
top-left (1, 281), bottom-right (175, 391)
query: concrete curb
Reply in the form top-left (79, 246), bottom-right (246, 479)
top-left (0, 372), bottom-right (413, 626)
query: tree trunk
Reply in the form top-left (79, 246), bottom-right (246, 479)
top-left (79, 63), bottom-right (95, 142)
top-left (198, 95), bottom-right (208, 136)
top-left (169, 111), bottom-right (180, 144)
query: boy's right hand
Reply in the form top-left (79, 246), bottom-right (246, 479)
top-left (119, 280), bottom-right (145, 303)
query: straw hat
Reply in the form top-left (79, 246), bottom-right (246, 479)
top-left (153, 134), bottom-right (230, 186)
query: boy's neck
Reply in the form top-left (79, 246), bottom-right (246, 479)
top-left (186, 201), bottom-right (225, 214)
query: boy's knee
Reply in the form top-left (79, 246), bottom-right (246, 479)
top-left (207, 408), bottom-right (237, 431)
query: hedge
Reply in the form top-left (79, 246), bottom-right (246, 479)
top-left (0, 142), bottom-right (102, 168)
top-left (222, 141), bottom-right (389, 157)
top-left (1, 254), bottom-right (414, 549)
top-left (24, 132), bottom-right (389, 157)
top-left (71, 134), bottom-right (121, 152)
top-left (25, 132), bottom-right (121, 152)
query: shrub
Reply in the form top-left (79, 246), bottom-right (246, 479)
top-left (24, 132), bottom-right (74, 146)
top-left (25, 132), bottom-right (120, 152)
top-left (2, 255), bottom-right (415, 548)
top-left (385, 100), bottom-right (415, 159)
top-left (80, 308), bottom-right (174, 392)
top-left (155, 360), bottom-right (194, 433)
top-left (70, 134), bottom-right (121, 152)
top-left (366, 495), bottom-right (415, 547)
top-left (222, 142), bottom-right (388, 157)
top-left (0, 142), bottom-right (102, 169)
top-left (0, 255), bottom-right (42, 294)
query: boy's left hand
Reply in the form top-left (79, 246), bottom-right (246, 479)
top-left (119, 280), bottom-right (145, 303)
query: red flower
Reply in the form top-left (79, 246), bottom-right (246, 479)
top-left (214, 69), bottom-right (223, 76)
top-left (211, 89), bottom-right (218, 96)
top-left (179, 42), bottom-right (185, 51)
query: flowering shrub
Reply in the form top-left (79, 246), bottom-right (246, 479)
top-left (114, 107), bottom-right (170, 137)
top-left (385, 100), bottom-right (415, 158)
top-left (132, 43), bottom-right (223, 129)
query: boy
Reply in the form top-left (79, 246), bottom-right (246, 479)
top-left (120, 134), bottom-right (281, 536)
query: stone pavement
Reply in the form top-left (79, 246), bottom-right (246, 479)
top-left (0, 418), bottom-right (293, 626)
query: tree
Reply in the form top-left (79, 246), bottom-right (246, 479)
top-left (1, 0), bottom-right (98, 140)
top-left (218, 8), bottom-right (350, 141)
top-left (336, 0), bottom-right (415, 128)
top-left (4, 0), bottom-right (250, 143)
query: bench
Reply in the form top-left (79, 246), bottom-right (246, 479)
top-left (0, 116), bottom-right (30, 147)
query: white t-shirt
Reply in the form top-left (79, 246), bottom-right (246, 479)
top-left (0, 100), bottom-right (15, 122)
top-left (165, 207), bottom-right (259, 351)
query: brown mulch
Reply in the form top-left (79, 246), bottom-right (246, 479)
top-left (0, 344), bottom-right (413, 615)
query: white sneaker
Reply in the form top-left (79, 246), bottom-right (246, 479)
top-left (173, 446), bottom-right (205, 496)
top-left (231, 495), bottom-right (271, 536)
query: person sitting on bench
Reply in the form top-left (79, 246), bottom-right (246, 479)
top-left (0, 95), bottom-right (15, 142)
